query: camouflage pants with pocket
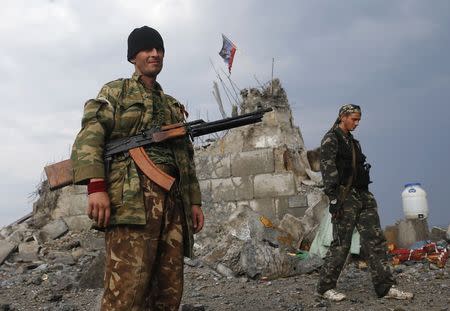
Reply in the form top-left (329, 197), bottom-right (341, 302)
top-left (101, 168), bottom-right (185, 311)
top-left (317, 189), bottom-right (395, 297)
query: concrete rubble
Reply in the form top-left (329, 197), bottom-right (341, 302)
top-left (0, 79), bottom-right (448, 310)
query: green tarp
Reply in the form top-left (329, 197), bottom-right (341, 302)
top-left (309, 212), bottom-right (360, 258)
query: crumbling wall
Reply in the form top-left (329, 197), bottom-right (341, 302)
top-left (193, 80), bottom-right (328, 269)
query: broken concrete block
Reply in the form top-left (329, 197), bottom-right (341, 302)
top-left (397, 218), bottom-right (429, 248)
top-left (47, 250), bottom-right (75, 265)
top-left (52, 185), bottom-right (87, 219)
top-left (0, 240), bottom-right (17, 264)
top-left (199, 180), bottom-right (212, 203)
top-left (430, 226), bottom-right (447, 242)
top-left (18, 241), bottom-right (40, 262)
top-left (62, 215), bottom-right (93, 232)
top-left (231, 148), bottom-right (274, 177)
top-left (6, 230), bottom-right (24, 244)
top-left (78, 251), bottom-right (105, 289)
top-left (254, 172), bottom-right (296, 198)
top-left (39, 219), bottom-right (69, 242)
top-left (195, 154), bottom-right (231, 180)
top-left (211, 176), bottom-right (254, 202)
top-left (248, 198), bottom-right (276, 220)
top-left (0, 226), bottom-right (13, 239)
top-left (279, 213), bottom-right (304, 242)
top-left (288, 195), bottom-right (308, 208)
top-left (80, 235), bottom-right (105, 251)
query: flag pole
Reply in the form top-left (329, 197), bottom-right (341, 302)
top-left (271, 57), bottom-right (274, 96)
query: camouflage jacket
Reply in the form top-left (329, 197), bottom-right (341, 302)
top-left (320, 127), bottom-right (353, 201)
top-left (71, 72), bottom-right (201, 257)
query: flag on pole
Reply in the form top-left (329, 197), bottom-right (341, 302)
top-left (218, 34), bottom-right (237, 74)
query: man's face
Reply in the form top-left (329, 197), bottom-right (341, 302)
top-left (132, 48), bottom-right (164, 78)
top-left (340, 112), bottom-right (361, 132)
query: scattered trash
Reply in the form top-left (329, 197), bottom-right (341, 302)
top-left (388, 240), bottom-right (449, 268)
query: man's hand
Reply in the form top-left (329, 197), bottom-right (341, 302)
top-left (329, 199), bottom-right (343, 221)
top-left (87, 190), bottom-right (111, 228)
top-left (191, 205), bottom-right (204, 234)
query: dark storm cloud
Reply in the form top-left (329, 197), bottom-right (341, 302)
top-left (0, 0), bottom-right (448, 227)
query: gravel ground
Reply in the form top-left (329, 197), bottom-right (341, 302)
top-left (1, 255), bottom-right (449, 311)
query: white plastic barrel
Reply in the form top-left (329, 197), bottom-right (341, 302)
top-left (402, 183), bottom-right (429, 219)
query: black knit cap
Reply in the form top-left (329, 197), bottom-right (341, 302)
top-left (127, 26), bottom-right (165, 62)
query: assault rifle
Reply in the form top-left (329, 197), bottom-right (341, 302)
top-left (45, 107), bottom-right (272, 191)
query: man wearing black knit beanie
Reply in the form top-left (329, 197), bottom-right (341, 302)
top-left (71, 26), bottom-right (204, 311)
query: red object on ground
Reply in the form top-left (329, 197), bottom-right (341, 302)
top-left (388, 242), bottom-right (448, 268)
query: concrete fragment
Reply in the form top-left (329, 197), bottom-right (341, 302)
top-left (195, 154), bottom-right (231, 180)
top-left (231, 148), bottom-right (274, 177)
top-left (47, 251), bottom-right (75, 265)
top-left (211, 177), bottom-right (254, 202)
top-left (5, 230), bottom-right (24, 244)
top-left (62, 215), bottom-right (93, 232)
top-left (278, 214), bottom-right (304, 242)
top-left (39, 219), bottom-right (69, 242)
top-left (288, 195), bottom-right (308, 208)
top-left (397, 219), bottom-right (429, 248)
top-left (0, 226), bottom-right (13, 239)
top-left (0, 240), bottom-right (17, 265)
top-left (18, 241), bottom-right (40, 262)
top-left (52, 185), bottom-right (87, 219)
top-left (430, 226), bottom-right (447, 242)
top-left (254, 172), bottom-right (296, 198)
top-left (78, 252), bottom-right (105, 289)
top-left (248, 198), bottom-right (276, 220)
top-left (80, 235), bottom-right (105, 251)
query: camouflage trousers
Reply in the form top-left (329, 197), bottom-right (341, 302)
top-left (317, 189), bottom-right (395, 297)
top-left (101, 166), bottom-right (185, 311)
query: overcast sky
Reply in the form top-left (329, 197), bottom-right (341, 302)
top-left (1, 0), bottom-right (449, 228)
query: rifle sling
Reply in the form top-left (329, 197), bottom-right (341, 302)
top-left (129, 147), bottom-right (175, 192)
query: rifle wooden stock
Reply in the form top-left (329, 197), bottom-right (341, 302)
top-left (152, 126), bottom-right (187, 143)
top-left (44, 159), bottom-right (74, 190)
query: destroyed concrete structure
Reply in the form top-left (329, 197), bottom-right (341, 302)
top-left (1, 79), bottom-right (449, 311)
top-left (192, 79), bottom-right (328, 278)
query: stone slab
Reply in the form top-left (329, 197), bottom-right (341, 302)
top-left (195, 154), bottom-right (231, 180)
top-left (80, 235), bottom-right (105, 251)
top-left (52, 185), bottom-right (88, 219)
top-left (231, 148), bottom-right (274, 177)
top-left (79, 251), bottom-right (105, 289)
top-left (248, 198), bottom-right (276, 220)
top-left (288, 195), bottom-right (308, 208)
top-left (0, 240), bottom-right (17, 264)
top-left (63, 215), bottom-right (93, 232)
top-left (18, 241), bottom-right (40, 262)
top-left (39, 219), bottom-right (69, 242)
top-left (211, 176), bottom-right (253, 202)
top-left (253, 173), bottom-right (296, 198)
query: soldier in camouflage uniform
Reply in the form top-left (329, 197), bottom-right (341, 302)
top-left (71, 26), bottom-right (204, 311)
top-left (316, 104), bottom-right (413, 301)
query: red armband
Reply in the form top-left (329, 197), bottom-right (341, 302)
top-left (87, 180), bottom-right (106, 195)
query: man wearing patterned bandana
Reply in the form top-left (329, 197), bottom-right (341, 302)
top-left (316, 104), bottom-right (413, 301)
top-left (71, 26), bottom-right (204, 310)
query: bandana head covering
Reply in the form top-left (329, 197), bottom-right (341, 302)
top-left (339, 104), bottom-right (361, 117)
top-left (333, 104), bottom-right (362, 125)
